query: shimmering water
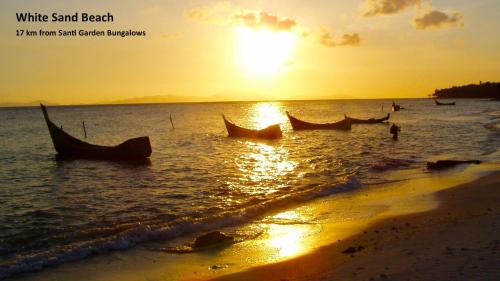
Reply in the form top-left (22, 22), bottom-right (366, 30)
top-left (0, 99), bottom-right (499, 278)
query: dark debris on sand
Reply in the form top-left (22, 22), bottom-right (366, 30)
top-left (342, 246), bottom-right (365, 254)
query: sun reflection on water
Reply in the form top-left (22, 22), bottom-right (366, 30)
top-left (273, 210), bottom-right (300, 220)
top-left (251, 102), bottom-right (287, 129)
top-left (265, 211), bottom-right (310, 259)
top-left (235, 142), bottom-right (297, 194)
top-left (223, 101), bottom-right (298, 204)
top-left (268, 225), bottom-right (305, 258)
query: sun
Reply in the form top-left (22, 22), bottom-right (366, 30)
top-left (236, 27), bottom-right (298, 77)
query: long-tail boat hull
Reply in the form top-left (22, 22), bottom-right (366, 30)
top-left (434, 99), bottom-right (456, 106)
top-left (345, 113), bottom-right (390, 124)
top-left (286, 111), bottom-right (351, 130)
top-left (222, 114), bottom-right (282, 139)
top-left (41, 104), bottom-right (152, 160)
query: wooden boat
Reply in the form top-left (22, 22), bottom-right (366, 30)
top-left (344, 113), bottom-right (390, 124)
top-left (41, 104), bottom-right (152, 160)
top-left (222, 114), bottom-right (282, 139)
top-left (434, 99), bottom-right (456, 106)
top-left (286, 111), bottom-right (351, 130)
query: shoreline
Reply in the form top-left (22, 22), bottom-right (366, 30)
top-left (9, 164), bottom-right (499, 281)
top-left (208, 171), bottom-right (500, 281)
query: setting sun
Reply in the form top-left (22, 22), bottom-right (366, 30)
top-left (236, 27), bottom-right (298, 77)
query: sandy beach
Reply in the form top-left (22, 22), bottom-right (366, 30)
top-left (9, 165), bottom-right (500, 281)
top-left (209, 171), bottom-right (500, 281)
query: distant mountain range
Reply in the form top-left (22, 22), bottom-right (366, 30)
top-left (0, 100), bottom-right (56, 107)
top-left (432, 82), bottom-right (500, 99)
top-left (99, 93), bottom-right (278, 104)
top-left (0, 94), bottom-right (274, 107)
top-left (102, 95), bottom-right (202, 104)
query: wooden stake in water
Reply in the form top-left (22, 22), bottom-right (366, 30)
top-left (169, 114), bottom-right (174, 129)
top-left (82, 121), bottom-right (87, 139)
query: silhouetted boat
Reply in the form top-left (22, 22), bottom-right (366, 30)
top-left (392, 101), bottom-right (401, 111)
top-left (222, 114), bottom-right (282, 139)
top-left (344, 113), bottom-right (390, 124)
top-left (434, 99), bottom-right (456, 106)
top-left (286, 111), bottom-right (351, 130)
top-left (41, 104), bottom-right (152, 160)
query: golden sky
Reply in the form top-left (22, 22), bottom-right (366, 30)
top-left (1, 0), bottom-right (499, 104)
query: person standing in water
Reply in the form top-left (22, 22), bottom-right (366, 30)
top-left (390, 123), bottom-right (400, 140)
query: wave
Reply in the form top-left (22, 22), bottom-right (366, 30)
top-left (0, 176), bottom-right (360, 280)
top-left (486, 109), bottom-right (500, 119)
top-left (483, 120), bottom-right (500, 133)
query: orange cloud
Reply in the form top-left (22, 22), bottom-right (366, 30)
top-left (362, 0), bottom-right (465, 31)
top-left (319, 28), bottom-right (361, 47)
top-left (185, 1), bottom-right (360, 48)
top-left (184, 1), bottom-right (234, 24)
top-left (413, 10), bottom-right (464, 29)
top-left (363, 0), bottom-right (421, 17)
top-left (234, 11), bottom-right (296, 31)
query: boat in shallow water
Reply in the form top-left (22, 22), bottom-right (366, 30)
top-left (222, 114), bottom-right (282, 139)
top-left (434, 99), bottom-right (456, 106)
top-left (286, 111), bottom-right (351, 130)
top-left (41, 104), bottom-right (152, 160)
top-left (344, 113), bottom-right (390, 124)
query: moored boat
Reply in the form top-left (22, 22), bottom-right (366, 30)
top-left (222, 114), bottom-right (282, 139)
top-left (286, 111), bottom-right (351, 130)
top-left (344, 113), bottom-right (390, 124)
top-left (41, 104), bottom-right (152, 160)
top-left (434, 99), bottom-right (456, 106)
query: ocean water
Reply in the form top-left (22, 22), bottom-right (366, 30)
top-left (0, 99), bottom-right (499, 278)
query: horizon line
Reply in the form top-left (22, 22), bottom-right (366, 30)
top-left (0, 96), bottom-right (437, 108)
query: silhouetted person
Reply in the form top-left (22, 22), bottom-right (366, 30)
top-left (391, 101), bottom-right (401, 111)
top-left (390, 123), bottom-right (400, 140)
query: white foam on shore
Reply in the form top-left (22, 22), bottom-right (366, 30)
top-left (0, 177), bottom-right (361, 280)
top-left (16, 165), bottom-right (500, 281)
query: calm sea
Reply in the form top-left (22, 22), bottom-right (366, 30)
top-left (0, 99), bottom-right (499, 278)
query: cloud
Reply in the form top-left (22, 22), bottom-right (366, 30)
top-left (362, 0), bottom-right (465, 31)
top-left (319, 28), bottom-right (361, 47)
top-left (185, 1), bottom-right (234, 24)
top-left (339, 33), bottom-right (362, 46)
top-left (186, 1), bottom-right (361, 48)
top-left (233, 11), bottom-right (296, 31)
top-left (363, 0), bottom-right (421, 17)
top-left (185, 3), bottom-right (296, 32)
top-left (413, 10), bottom-right (464, 29)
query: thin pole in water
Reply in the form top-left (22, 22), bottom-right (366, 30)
top-left (169, 114), bottom-right (174, 129)
top-left (82, 121), bottom-right (87, 139)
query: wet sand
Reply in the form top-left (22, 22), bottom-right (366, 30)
top-left (10, 168), bottom-right (499, 281)
top-left (209, 172), bottom-right (500, 281)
